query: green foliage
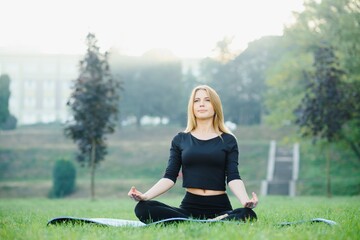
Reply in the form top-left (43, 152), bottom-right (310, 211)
top-left (265, 0), bottom-right (360, 161)
top-left (295, 43), bottom-right (350, 142)
top-left (65, 33), bottom-right (121, 167)
top-left (293, 42), bottom-right (354, 197)
top-left (0, 114), bottom-right (17, 130)
top-left (0, 74), bottom-right (16, 130)
top-left (0, 74), bottom-right (10, 123)
top-left (64, 33), bottom-right (121, 199)
top-left (298, 140), bottom-right (360, 196)
top-left (265, 46), bottom-right (313, 126)
top-left (49, 159), bottom-right (76, 198)
top-left (302, 0), bottom-right (360, 79)
top-left (110, 51), bottom-right (183, 126)
top-left (200, 36), bottom-right (286, 125)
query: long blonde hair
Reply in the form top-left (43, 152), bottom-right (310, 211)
top-left (184, 85), bottom-right (232, 135)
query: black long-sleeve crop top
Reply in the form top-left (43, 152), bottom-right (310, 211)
top-left (163, 132), bottom-right (241, 191)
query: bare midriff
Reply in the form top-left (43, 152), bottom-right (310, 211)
top-left (186, 188), bottom-right (226, 196)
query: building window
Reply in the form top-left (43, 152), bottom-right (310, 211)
top-left (43, 97), bottom-right (55, 109)
top-left (22, 114), bottom-right (37, 124)
top-left (24, 97), bottom-right (36, 108)
top-left (24, 80), bottom-right (36, 90)
top-left (41, 113), bottom-right (56, 123)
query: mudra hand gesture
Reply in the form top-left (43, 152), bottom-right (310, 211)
top-left (128, 186), bottom-right (147, 201)
top-left (243, 192), bottom-right (258, 209)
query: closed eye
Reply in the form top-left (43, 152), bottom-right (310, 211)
top-left (194, 97), bottom-right (211, 102)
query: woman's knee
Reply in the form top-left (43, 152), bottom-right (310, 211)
top-left (134, 200), bottom-right (162, 220)
top-left (225, 208), bottom-right (257, 222)
top-left (134, 201), bottom-right (150, 222)
top-left (134, 201), bottom-right (150, 215)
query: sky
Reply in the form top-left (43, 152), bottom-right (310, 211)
top-left (0, 0), bottom-right (305, 59)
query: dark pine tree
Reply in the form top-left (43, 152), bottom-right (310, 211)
top-left (65, 33), bottom-right (121, 200)
top-left (0, 74), bottom-right (11, 126)
top-left (295, 42), bottom-right (351, 197)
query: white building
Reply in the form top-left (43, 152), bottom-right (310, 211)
top-left (0, 53), bottom-right (80, 125)
top-left (0, 52), bottom-right (201, 126)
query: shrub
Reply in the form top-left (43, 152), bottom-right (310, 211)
top-left (49, 159), bottom-right (76, 198)
top-left (0, 114), bottom-right (17, 130)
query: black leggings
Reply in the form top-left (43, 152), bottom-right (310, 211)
top-left (134, 192), bottom-right (257, 223)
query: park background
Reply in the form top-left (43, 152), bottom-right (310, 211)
top-left (0, 0), bottom-right (359, 239)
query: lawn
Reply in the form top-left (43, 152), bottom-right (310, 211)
top-left (1, 196), bottom-right (359, 240)
top-left (1, 125), bottom-right (359, 239)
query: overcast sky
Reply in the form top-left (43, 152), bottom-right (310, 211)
top-left (0, 0), bottom-right (304, 58)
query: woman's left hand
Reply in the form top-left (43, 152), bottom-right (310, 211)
top-left (128, 186), bottom-right (147, 201)
top-left (244, 192), bottom-right (258, 209)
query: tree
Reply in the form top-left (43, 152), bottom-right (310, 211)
top-left (202, 36), bottom-right (285, 125)
top-left (283, 0), bottom-right (360, 156)
top-left (64, 33), bottom-right (121, 200)
top-left (302, 0), bottom-right (360, 78)
top-left (0, 74), bottom-right (11, 126)
top-left (266, 0), bottom-right (360, 156)
top-left (265, 49), bottom-right (312, 126)
top-left (295, 43), bottom-right (351, 197)
top-left (110, 49), bottom-right (182, 127)
top-left (262, 0), bottom-right (360, 196)
top-left (213, 36), bottom-right (236, 64)
top-left (0, 74), bottom-right (17, 130)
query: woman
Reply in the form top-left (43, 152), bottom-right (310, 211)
top-left (128, 85), bottom-right (258, 223)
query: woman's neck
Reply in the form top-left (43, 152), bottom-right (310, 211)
top-left (193, 119), bottom-right (217, 134)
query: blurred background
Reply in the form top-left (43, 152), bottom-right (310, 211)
top-left (0, 0), bottom-right (359, 199)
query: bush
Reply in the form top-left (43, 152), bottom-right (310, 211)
top-left (49, 159), bottom-right (76, 198)
top-left (0, 114), bottom-right (17, 130)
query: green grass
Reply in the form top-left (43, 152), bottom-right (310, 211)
top-left (1, 196), bottom-right (359, 240)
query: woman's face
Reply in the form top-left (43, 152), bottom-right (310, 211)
top-left (193, 89), bottom-right (215, 120)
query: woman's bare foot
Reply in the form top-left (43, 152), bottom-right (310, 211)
top-left (210, 213), bottom-right (228, 220)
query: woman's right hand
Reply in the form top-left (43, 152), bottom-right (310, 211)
top-left (244, 192), bottom-right (258, 209)
top-left (128, 186), bottom-right (147, 201)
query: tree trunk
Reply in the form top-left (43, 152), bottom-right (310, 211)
top-left (91, 138), bottom-right (96, 201)
top-left (326, 145), bottom-right (332, 198)
top-left (341, 132), bottom-right (360, 162)
top-left (346, 138), bottom-right (360, 161)
top-left (136, 115), bottom-right (141, 129)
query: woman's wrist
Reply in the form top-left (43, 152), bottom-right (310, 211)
top-left (142, 193), bottom-right (150, 201)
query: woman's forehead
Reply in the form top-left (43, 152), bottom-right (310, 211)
top-left (194, 89), bottom-right (209, 97)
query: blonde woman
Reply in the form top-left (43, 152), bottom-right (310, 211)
top-left (128, 85), bottom-right (258, 223)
